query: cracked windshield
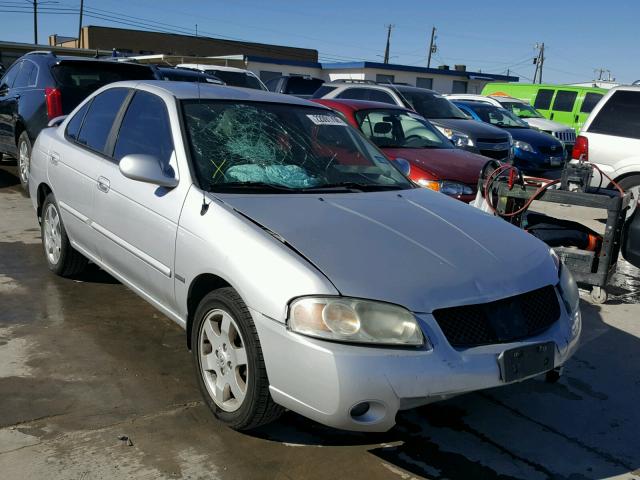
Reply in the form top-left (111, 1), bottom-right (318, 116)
top-left (182, 101), bottom-right (413, 191)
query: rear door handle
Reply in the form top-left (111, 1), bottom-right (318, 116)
top-left (97, 176), bottom-right (110, 193)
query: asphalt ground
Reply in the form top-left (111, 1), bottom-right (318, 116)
top-left (1, 160), bottom-right (639, 480)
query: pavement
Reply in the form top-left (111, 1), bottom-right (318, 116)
top-left (1, 160), bottom-right (640, 480)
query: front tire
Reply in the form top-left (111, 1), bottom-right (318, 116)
top-left (17, 131), bottom-right (32, 196)
top-left (41, 193), bottom-right (88, 277)
top-left (192, 287), bottom-right (283, 430)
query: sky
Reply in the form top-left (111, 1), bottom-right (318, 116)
top-left (0, 0), bottom-right (635, 84)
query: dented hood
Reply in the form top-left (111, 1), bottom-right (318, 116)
top-left (218, 188), bottom-right (558, 312)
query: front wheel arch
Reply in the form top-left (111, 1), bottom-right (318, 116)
top-left (186, 273), bottom-right (231, 350)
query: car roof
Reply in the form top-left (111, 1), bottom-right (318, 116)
top-left (314, 98), bottom-right (409, 112)
top-left (107, 80), bottom-right (328, 106)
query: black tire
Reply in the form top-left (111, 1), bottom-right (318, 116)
top-left (191, 287), bottom-right (283, 430)
top-left (17, 131), bottom-right (32, 196)
top-left (41, 193), bottom-right (88, 277)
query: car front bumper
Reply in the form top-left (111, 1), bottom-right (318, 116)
top-left (252, 305), bottom-right (580, 432)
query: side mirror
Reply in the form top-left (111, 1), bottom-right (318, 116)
top-left (119, 154), bottom-right (178, 188)
top-left (394, 157), bottom-right (411, 177)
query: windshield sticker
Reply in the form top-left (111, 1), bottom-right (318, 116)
top-left (306, 114), bottom-right (347, 126)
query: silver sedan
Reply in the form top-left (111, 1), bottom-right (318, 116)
top-left (28, 81), bottom-right (581, 432)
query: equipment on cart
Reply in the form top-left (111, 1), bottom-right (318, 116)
top-left (473, 160), bottom-right (637, 304)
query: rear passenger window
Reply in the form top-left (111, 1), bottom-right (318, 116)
top-left (534, 89), bottom-right (554, 110)
top-left (14, 61), bottom-right (36, 88)
top-left (369, 90), bottom-right (395, 104)
top-left (114, 91), bottom-right (174, 165)
top-left (588, 90), bottom-right (640, 140)
top-left (76, 88), bottom-right (129, 154)
top-left (580, 92), bottom-right (604, 113)
top-left (552, 90), bottom-right (578, 112)
top-left (65, 102), bottom-right (90, 141)
top-left (337, 88), bottom-right (370, 100)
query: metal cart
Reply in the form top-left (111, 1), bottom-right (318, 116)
top-left (491, 183), bottom-right (633, 304)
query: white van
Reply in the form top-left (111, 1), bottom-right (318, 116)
top-left (573, 86), bottom-right (640, 202)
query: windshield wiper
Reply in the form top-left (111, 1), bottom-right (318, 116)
top-left (208, 181), bottom-right (298, 193)
top-left (301, 182), bottom-right (409, 192)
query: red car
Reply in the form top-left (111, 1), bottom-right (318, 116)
top-left (313, 99), bottom-right (489, 203)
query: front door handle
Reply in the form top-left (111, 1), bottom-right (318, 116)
top-left (97, 176), bottom-right (110, 193)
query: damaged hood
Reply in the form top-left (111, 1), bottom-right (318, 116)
top-left (217, 188), bottom-right (558, 312)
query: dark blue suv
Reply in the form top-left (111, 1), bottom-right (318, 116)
top-left (453, 100), bottom-right (566, 174)
top-left (0, 51), bottom-right (154, 193)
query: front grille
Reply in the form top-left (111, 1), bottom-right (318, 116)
top-left (538, 145), bottom-right (564, 157)
top-left (432, 285), bottom-right (561, 347)
top-left (553, 131), bottom-right (576, 143)
top-left (480, 149), bottom-right (510, 160)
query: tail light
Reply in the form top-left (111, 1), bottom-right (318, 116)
top-left (572, 135), bottom-right (588, 161)
top-left (45, 87), bottom-right (63, 120)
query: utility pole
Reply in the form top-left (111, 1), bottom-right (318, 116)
top-left (195, 24), bottom-right (198, 37)
top-left (427, 26), bottom-right (437, 68)
top-left (33, 0), bottom-right (38, 44)
top-left (533, 43), bottom-right (545, 84)
top-left (77, 0), bottom-right (84, 48)
top-left (383, 24), bottom-right (394, 64)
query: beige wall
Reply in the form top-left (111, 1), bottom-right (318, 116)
top-left (77, 26), bottom-right (317, 62)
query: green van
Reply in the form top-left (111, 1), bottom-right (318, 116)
top-left (481, 83), bottom-right (607, 133)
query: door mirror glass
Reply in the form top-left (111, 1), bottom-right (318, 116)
top-left (394, 157), bottom-right (411, 177)
top-left (119, 154), bottom-right (178, 188)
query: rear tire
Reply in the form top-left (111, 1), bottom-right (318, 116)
top-left (192, 287), bottom-right (283, 430)
top-left (17, 131), bottom-right (32, 196)
top-left (41, 193), bottom-right (88, 277)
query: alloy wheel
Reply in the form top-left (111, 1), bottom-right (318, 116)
top-left (18, 139), bottom-right (29, 185)
top-left (43, 203), bottom-right (62, 265)
top-left (199, 309), bottom-right (249, 412)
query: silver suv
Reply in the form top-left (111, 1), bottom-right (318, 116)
top-left (29, 81), bottom-right (580, 432)
top-left (314, 82), bottom-right (513, 161)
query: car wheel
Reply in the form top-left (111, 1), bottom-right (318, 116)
top-left (17, 131), bottom-right (32, 196)
top-left (618, 175), bottom-right (640, 215)
top-left (192, 287), bottom-right (283, 430)
top-left (41, 193), bottom-right (88, 277)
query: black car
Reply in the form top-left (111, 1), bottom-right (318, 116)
top-left (0, 51), bottom-right (155, 193)
top-left (153, 66), bottom-right (225, 85)
top-left (265, 75), bottom-right (325, 99)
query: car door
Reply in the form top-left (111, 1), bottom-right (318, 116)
top-left (49, 88), bottom-right (130, 259)
top-left (0, 61), bottom-right (22, 154)
top-left (92, 89), bottom-right (188, 310)
top-left (550, 89), bottom-right (578, 130)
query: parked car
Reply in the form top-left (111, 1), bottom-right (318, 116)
top-left (314, 82), bottom-right (513, 162)
top-left (481, 83), bottom-right (606, 133)
top-left (453, 100), bottom-right (566, 174)
top-left (314, 98), bottom-right (487, 202)
top-left (29, 81), bottom-right (581, 432)
top-left (176, 64), bottom-right (267, 90)
top-left (0, 51), bottom-right (155, 192)
top-left (572, 85), bottom-right (640, 204)
top-left (265, 75), bottom-right (325, 98)
top-left (152, 66), bottom-right (224, 84)
top-left (446, 93), bottom-right (576, 155)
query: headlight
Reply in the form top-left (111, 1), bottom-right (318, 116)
top-left (416, 179), bottom-right (473, 196)
top-left (514, 140), bottom-right (535, 152)
top-left (439, 180), bottom-right (474, 196)
top-left (436, 126), bottom-right (474, 147)
top-left (288, 297), bottom-right (427, 347)
top-left (557, 262), bottom-right (581, 340)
